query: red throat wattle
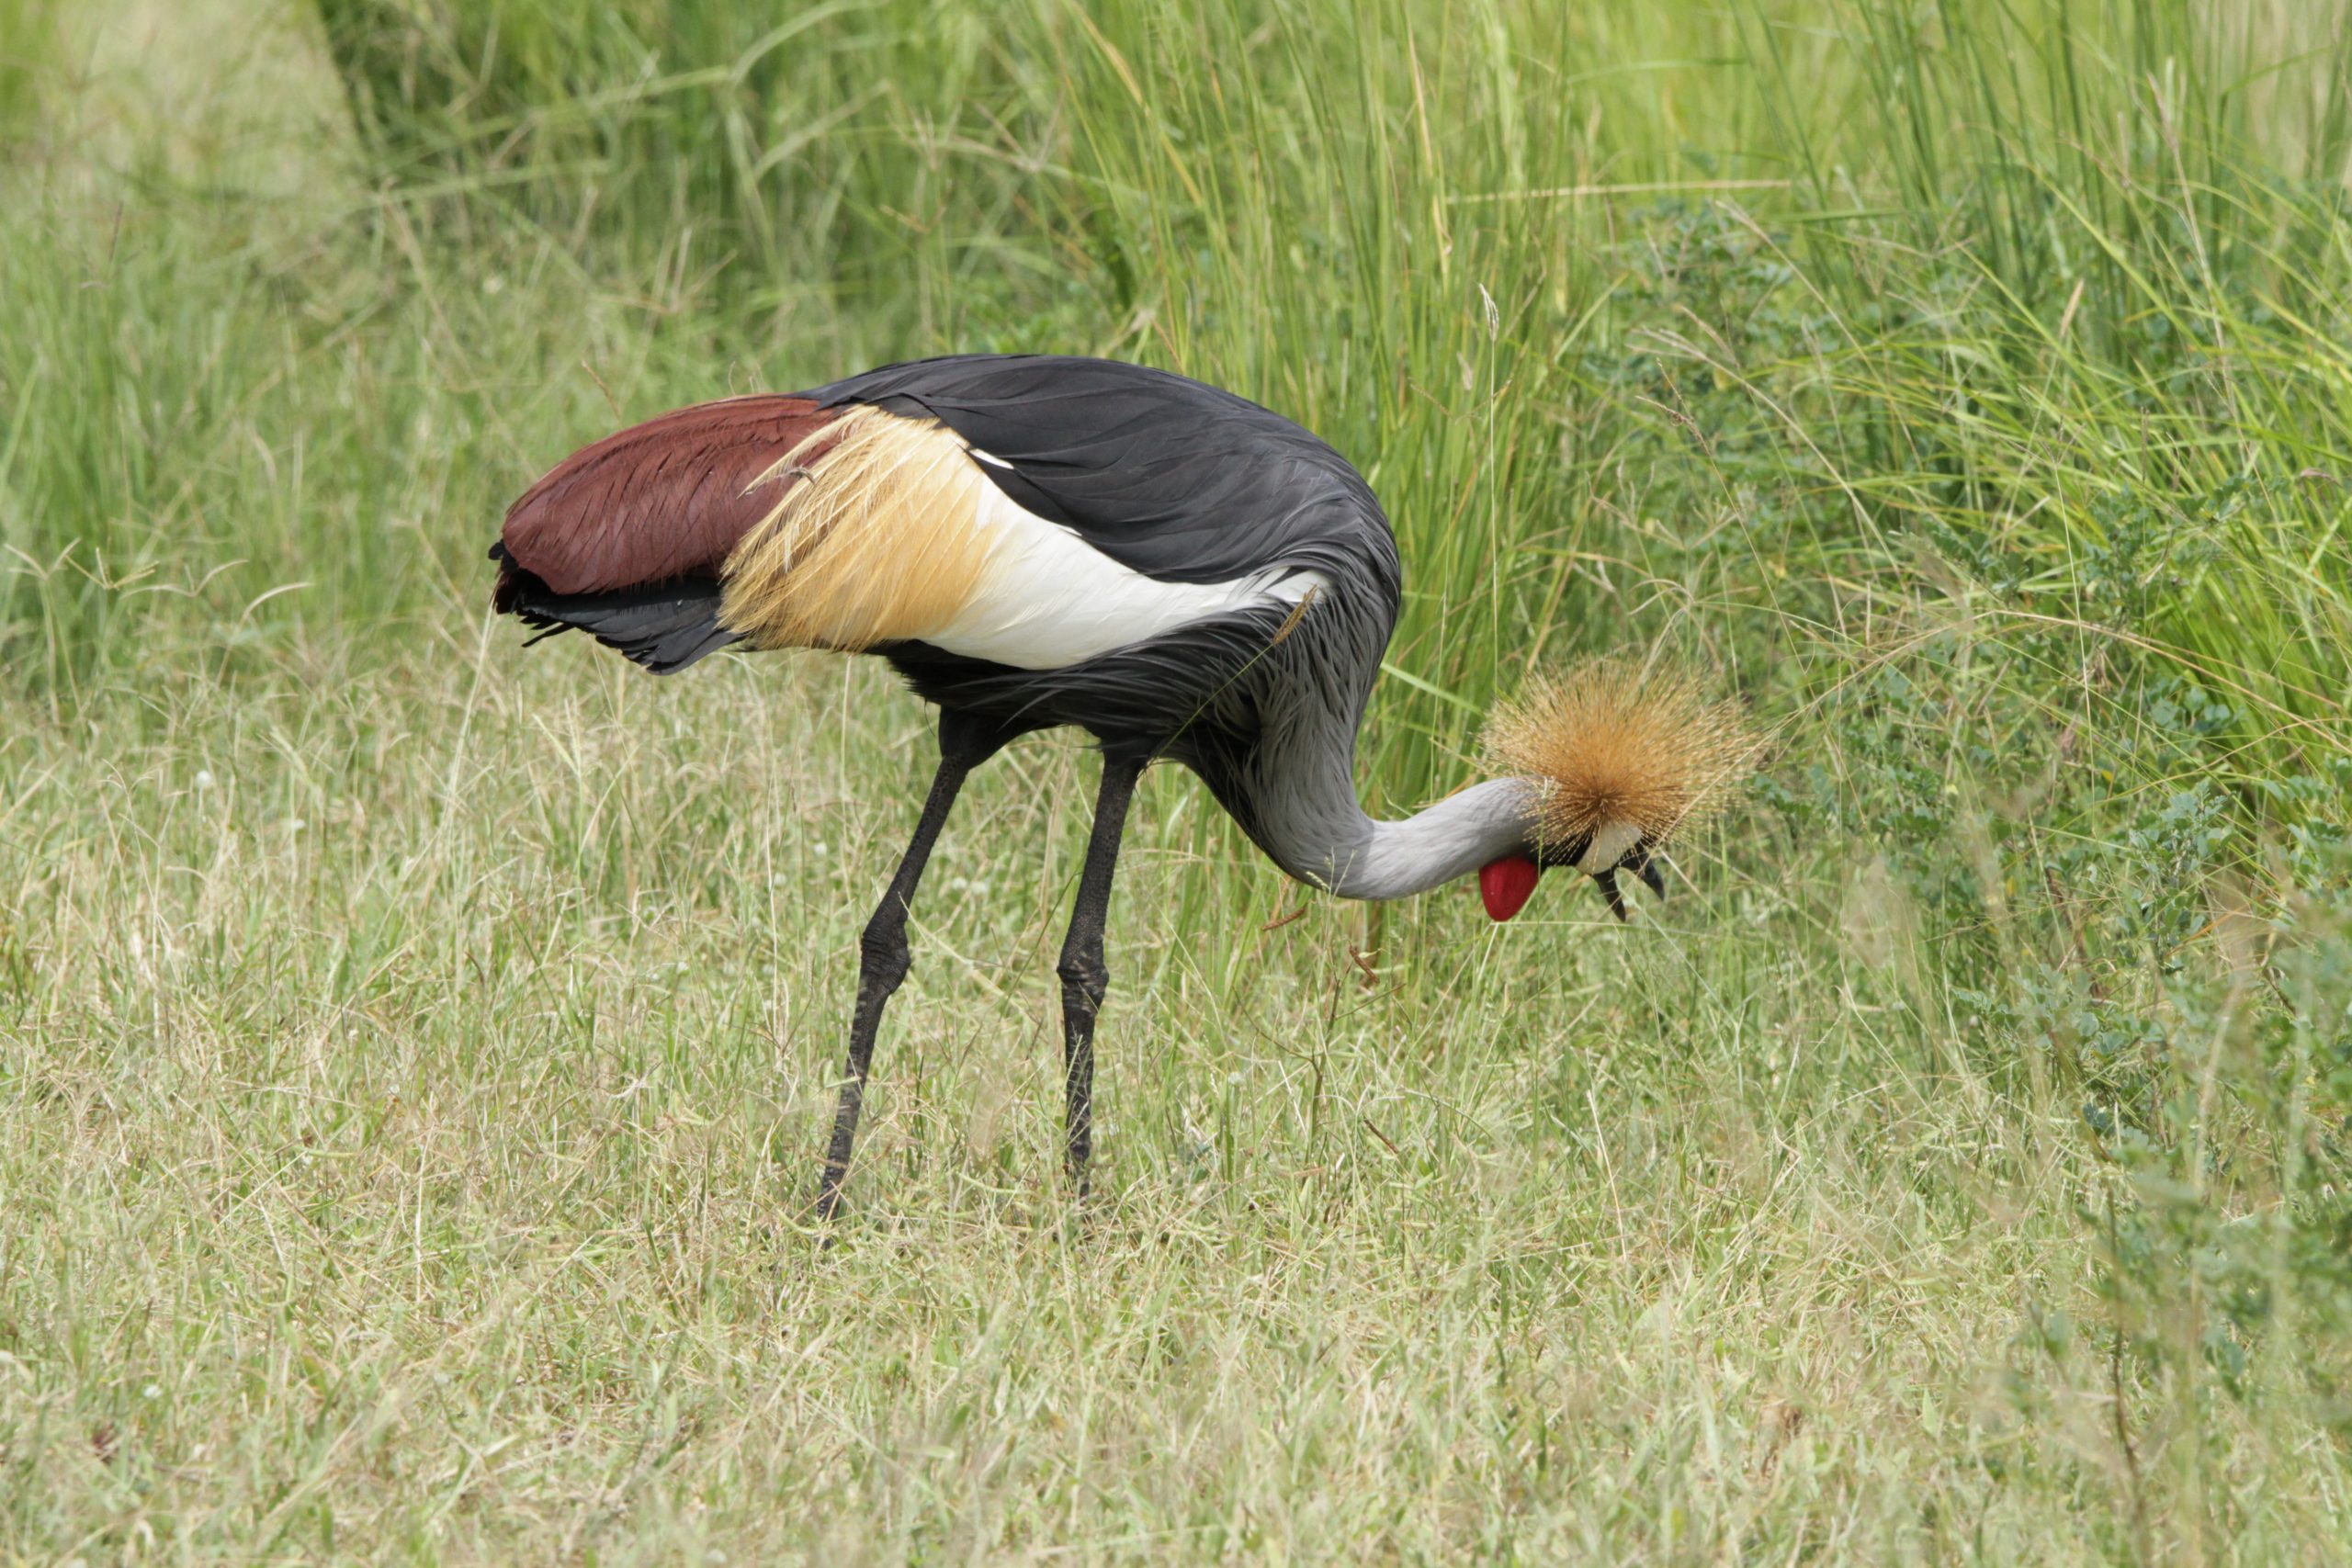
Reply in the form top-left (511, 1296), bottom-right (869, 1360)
top-left (1479, 854), bottom-right (1541, 922)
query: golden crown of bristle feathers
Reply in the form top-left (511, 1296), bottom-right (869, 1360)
top-left (1483, 657), bottom-right (1760, 856)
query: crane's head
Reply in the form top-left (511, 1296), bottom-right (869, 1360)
top-left (1476, 658), bottom-right (1758, 922)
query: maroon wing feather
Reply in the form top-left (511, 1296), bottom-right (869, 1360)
top-left (494, 395), bottom-right (844, 598)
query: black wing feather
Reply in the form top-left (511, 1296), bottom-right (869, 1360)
top-left (490, 544), bottom-right (739, 675)
top-left (808, 355), bottom-right (1399, 600)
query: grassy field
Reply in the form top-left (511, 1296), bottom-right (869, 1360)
top-left (4, 0), bottom-right (2351, 1559)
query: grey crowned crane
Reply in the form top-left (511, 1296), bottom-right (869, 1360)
top-left (490, 354), bottom-right (1751, 1218)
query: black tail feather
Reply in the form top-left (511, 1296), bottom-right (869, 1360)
top-left (491, 545), bottom-right (741, 675)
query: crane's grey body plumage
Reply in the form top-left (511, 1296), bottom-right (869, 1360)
top-left (842, 354), bottom-right (1532, 902)
top-left (887, 592), bottom-right (1536, 900)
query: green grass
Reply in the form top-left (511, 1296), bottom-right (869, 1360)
top-left (3, 0), bottom-right (2350, 1559)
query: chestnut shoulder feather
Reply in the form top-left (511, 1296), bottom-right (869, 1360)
top-left (496, 395), bottom-right (842, 596)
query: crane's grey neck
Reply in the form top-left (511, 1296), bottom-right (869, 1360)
top-left (1169, 596), bottom-right (1543, 902)
top-left (1272, 774), bottom-right (1542, 901)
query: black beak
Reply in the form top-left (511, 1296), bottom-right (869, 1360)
top-left (1634, 852), bottom-right (1668, 900)
top-left (1597, 849), bottom-right (1668, 921)
top-left (1596, 869), bottom-right (1629, 921)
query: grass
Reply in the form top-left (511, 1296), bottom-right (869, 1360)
top-left (2, 0), bottom-right (2350, 1558)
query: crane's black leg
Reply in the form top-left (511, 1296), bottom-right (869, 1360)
top-left (1055, 750), bottom-right (1148, 1190)
top-left (813, 709), bottom-right (1015, 1223)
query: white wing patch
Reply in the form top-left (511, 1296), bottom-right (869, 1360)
top-left (927, 482), bottom-right (1327, 670)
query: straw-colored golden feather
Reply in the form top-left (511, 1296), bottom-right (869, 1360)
top-left (719, 406), bottom-right (996, 652)
top-left (1483, 657), bottom-right (1758, 867)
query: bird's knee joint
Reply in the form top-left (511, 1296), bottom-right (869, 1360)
top-left (1057, 953), bottom-right (1108, 1004)
top-left (858, 921), bottom-right (910, 987)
